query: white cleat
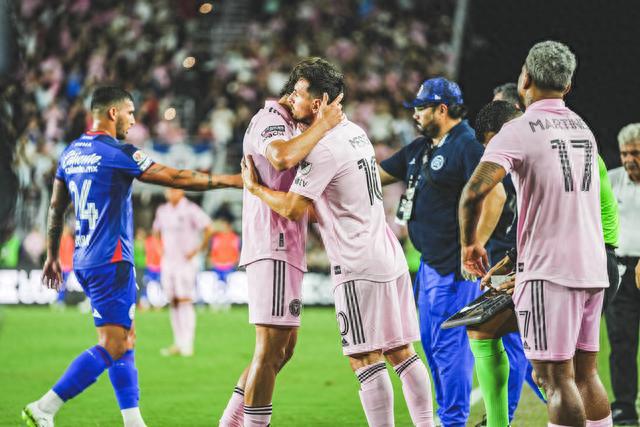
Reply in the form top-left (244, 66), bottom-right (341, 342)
top-left (22, 401), bottom-right (54, 427)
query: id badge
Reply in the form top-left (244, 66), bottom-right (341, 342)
top-left (395, 187), bottom-right (415, 225)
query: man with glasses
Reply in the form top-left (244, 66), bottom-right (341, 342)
top-left (378, 77), bottom-right (506, 426)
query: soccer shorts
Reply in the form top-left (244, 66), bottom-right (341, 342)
top-left (513, 280), bottom-right (604, 361)
top-left (246, 259), bottom-right (303, 327)
top-left (333, 272), bottom-right (420, 356)
top-left (75, 261), bottom-right (137, 329)
top-left (161, 264), bottom-right (197, 301)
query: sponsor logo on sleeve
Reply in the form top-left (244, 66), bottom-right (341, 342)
top-left (261, 125), bottom-right (286, 140)
top-left (299, 160), bottom-right (312, 175)
top-left (132, 150), bottom-right (153, 171)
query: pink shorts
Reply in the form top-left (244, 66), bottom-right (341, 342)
top-left (513, 280), bottom-right (604, 361)
top-left (161, 266), bottom-right (197, 300)
top-left (246, 259), bottom-right (303, 327)
top-left (333, 272), bottom-right (420, 356)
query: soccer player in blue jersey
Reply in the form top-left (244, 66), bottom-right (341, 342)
top-left (22, 86), bottom-right (242, 427)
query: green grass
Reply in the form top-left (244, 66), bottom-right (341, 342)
top-left (0, 306), bottom-right (624, 426)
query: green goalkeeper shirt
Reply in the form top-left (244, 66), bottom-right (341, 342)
top-left (599, 156), bottom-right (619, 246)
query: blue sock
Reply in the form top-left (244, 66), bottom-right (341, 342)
top-left (52, 345), bottom-right (113, 401)
top-left (108, 350), bottom-right (140, 409)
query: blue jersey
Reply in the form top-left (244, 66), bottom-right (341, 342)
top-left (55, 131), bottom-right (154, 270)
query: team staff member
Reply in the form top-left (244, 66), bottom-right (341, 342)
top-left (379, 77), bottom-right (505, 426)
top-left (605, 123), bottom-right (640, 425)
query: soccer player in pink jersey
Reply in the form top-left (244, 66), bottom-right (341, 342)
top-left (459, 41), bottom-right (612, 426)
top-left (218, 59), bottom-right (344, 427)
top-left (241, 59), bottom-right (433, 427)
top-left (152, 188), bottom-right (215, 357)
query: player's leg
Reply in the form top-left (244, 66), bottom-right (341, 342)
top-left (466, 308), bottom-right (517, 426)
top-left (220, 367), bottom-right (250, 427)
top-left (349, 351), bottom-right (395, 427)
top-left (530, 359), bottom-right (585, 425)
top-left (174, 266), bottom-right (198, 356)
top-left (238, 260), bottom-right (303, 427)
top-left (384, 272), bottom-right (433, 426)
top-left (161, 269), bottom-right (181, 355)
top-left (604, 260), bottom-right (640, 423)
top-left (243, 325), bottom-right (296, 426)
top-left (385, 344), bottom-right (433, 427)
top-left (573, 288), bottom-right (611, 425)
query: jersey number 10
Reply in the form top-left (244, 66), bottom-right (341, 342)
top-left (358, 157), bottom-right (383, 206)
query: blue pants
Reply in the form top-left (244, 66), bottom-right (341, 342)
top-left (416, 261), bottom-right (482, 427)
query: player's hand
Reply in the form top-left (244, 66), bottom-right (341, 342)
top-left (480, 254), bottom-right (514, 289)
top-left (461, 243), bottom-right (489, 278)
top-left (496, 275), bottom-right (516, 295)
top-left (42, 258), bottom-right (62, 291)
top-left (241, 155), bottom-right (261, 194)
top-left (185, 249), bottom-right (198, 260)
top-left (635, 259), bottom-right (640, 289)
top-left (314, 92), bottom-right (344, 131)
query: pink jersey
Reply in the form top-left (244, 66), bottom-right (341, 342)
top-left (289, 118), bottom-right (408, 287)
top-left (239, 100), bottom-right (308, 271)
top-left (482, 99), bottom-right (607, 288)
top-left (152, 197), bottom-right (211, 268)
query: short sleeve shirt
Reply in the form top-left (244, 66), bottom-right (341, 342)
top-left (55, 131), bottom-right (154, 269)
top-left (289, 118), bottom-right (407, 287)
top-left (380, 120), bottom-right (483, 278)
top-left (239, 100), bottom-right (308, 271)
top-left (152, 197), bottom-right (212, 268)
top-left (482, 99), bottom-right (608, 288)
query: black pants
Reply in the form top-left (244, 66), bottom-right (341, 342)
top-left (605, 256), bottom-right (640, 415)
top-left (603, 246), bottom-right (621, 313)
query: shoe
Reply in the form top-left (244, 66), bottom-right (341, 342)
top-left (475, 414), bottom-right (487, 427)
top-left (612, 408), bottom-right (639, 426)
top-left (160, 345), bottom-right (181, 357)
top-left (22, 401), bottom-right (54, 427)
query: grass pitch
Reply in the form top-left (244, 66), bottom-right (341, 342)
top-left (0, 305), bottom-right (625, 426)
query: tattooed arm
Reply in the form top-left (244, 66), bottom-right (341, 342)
top-left (42, 178), bottom-right (71, 289)
top-left (459, 161), bottom-right (507, 276)
top-left (138, 163), bottom-right (243, 190)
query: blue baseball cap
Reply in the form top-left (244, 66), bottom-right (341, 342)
top-left (403, 77), bottom-right (464, 108)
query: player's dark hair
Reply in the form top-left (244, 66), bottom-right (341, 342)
top-left (474, 100), bottom-right (522, 142)
top-left (447, 103), bottom-right (467, 120)
top-left (294, 57), bottom-right (344, 103)
top-left (90, 86), bottom-right (133, 112)
top-left (493, 83), bottom-right (520, 108)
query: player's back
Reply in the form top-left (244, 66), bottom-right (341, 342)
top-left (483, 99), bottom-right (607, 287)
top-left (240, 100), bottom-right (308, 271)
top-left (290, 118), bottom-right (407, 286)
top-left (56, 131), bottom-right (153, 270)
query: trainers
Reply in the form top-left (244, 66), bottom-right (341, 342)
top-left (22, 402), bottom-right (54, 427)
top-left (160, 345), bottom-right (181, 357)
top-left (612, 408), bottom-right (639, 426)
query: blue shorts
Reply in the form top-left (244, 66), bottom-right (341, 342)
top-left (75, 262), bottom-right (137, 329)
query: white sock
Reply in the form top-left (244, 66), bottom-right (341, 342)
top-left (178, 302), bottom-right (195, 354)
top-left (38, 390), bottom-right (64, 414)
top-left (122, 407), bottom-right (146, 426)
top-left (169, 305), bottom-right (181, 348)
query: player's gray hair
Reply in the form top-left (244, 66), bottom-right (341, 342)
top-left (617, 123), bottom-right (640, 146)
top-left (524, 41), bottom-right (576, 92)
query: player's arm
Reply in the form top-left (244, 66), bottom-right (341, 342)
top-left (265, 93), bottom-right (343, 171)
top-left (378, 165), bottom-right (400, 186)
top-left (459, 161), bottom-right (507, 276)
top-left (241, 155), bottom-right (311, 221)
top-left (42, 178), bottom-right (71, 289)
top-left (187, 223), bottom-right (216, 260)
top-left (475, 182), bottom-right (506, 246)
top-left (138, 164), bottom-right (243, 190)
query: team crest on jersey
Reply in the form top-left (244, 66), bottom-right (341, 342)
top-left (261, 125), bottom-right (286, 140)
top-left (430, 155), bottom-right (445, 171)
top-left (289, 299), bottom-right (302, 317)
top-left (299, 160), bottom-right (312, 175)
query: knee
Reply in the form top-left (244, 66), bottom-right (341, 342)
top-left (279, 343), bottom-right (295, 370)
top-left (99, 335), bottom-right (128, 360)
top-left (253, 344), bottom-right (287, 372)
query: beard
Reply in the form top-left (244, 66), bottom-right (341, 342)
top-left (420, 121), bottom-right (440, 139)
top-left (115, 120), bottom-right (127, 140)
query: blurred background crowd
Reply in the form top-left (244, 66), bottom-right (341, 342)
top-left (3, 0), bottom-right (454, 275)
